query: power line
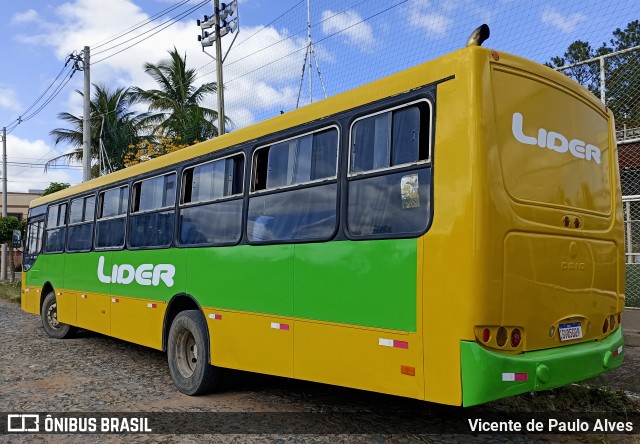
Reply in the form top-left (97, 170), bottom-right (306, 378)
top-left (234, 0), bottom-right (304, 49)
top-left (93, 0), bottom-right (210, 64)
top-left (5, 66), bottom-right (77, 139)
top-left (197, 0), bottom-right (370, 80)
top-left (92, 0), bottom-right (193, 50)
top-left (1, 55), bottom-right (75, 129)
top-left (225, 0), bottom-right (408, 85)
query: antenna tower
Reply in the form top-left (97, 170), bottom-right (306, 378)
top-left (296, 0), bottom-right (327, 108)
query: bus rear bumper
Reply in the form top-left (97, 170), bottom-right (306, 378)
top-left (460, 327), bottom-right (624, 406)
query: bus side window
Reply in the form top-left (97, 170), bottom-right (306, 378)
top-left (347, 101), bottom-right (432, 238)
top-left (44, 202), bottom-right (67, 253)
top-left (95, 185), bottom-right (129, 249)
top-left (67, 195), bottom-right (96, 252)
top-left (248, 127), bottom-right (339, 243)
top-left (178, 154), bottom-right (244, 246)
top-left (129, 173), bottom-right (176, 249)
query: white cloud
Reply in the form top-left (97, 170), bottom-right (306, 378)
top-left (541, 6), bottom-right (587, 34)
top-left (0, 88), bottom-right (22, 113)
top-left (321, 9), bottom-right (375, 50)
top-left (15, 0), bottom-right (323, 130)
top-left (408, 1), bottom-right (453, 37)
top-left (5, 135), bottom-right (77, 193)
top-left (11, 9), bottom-right (40, 25)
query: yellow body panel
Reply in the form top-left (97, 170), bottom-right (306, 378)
top-left (204, 308), bottom-right (293, 377)
top-left (20, 286), bottom-right (40, 315)
top-left (56, 290), bottom-right (77, 325)
top-left (294, 321), bottom-right (424, 399)
top-left (76, 293), bottom-right (111, 335)
top-left (110, 296), bottom-right (166, 349)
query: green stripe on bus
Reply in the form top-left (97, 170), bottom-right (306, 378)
top-left (25, 238), bottom-right (418, 332)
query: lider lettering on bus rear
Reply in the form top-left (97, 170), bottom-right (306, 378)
top-left (97, 256), bottom-right (175, 287)
top-left (511, 112), bottom-right (601, 164)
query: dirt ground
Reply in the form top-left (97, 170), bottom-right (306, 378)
top-left (0, 298), bottom-right (639, 443)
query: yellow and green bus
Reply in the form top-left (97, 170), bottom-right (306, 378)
top-left (22, 35), bottom-right (624, 406)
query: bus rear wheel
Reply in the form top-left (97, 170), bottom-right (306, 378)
top-left (167, 310), bottom-right (222, 395)
top-left (41, 292), bottom-right (76, 339)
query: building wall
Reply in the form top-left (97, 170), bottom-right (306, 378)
top-left (0, 192), bottom-right (41, 220)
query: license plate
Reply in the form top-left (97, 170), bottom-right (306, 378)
top-left (559, 322), bottom-right (583, 341)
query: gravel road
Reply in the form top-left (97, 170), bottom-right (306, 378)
top-left (0, 298), bottom-right (638, 444)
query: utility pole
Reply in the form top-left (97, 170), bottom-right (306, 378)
top-left (1, 127), bottom-right (7, 280)
top-left (82, 46), bottom-right (91, 181)
top-left (197, 1), bottom-right (239, 137)
top-left (213, 0), bottom-right (226, 136)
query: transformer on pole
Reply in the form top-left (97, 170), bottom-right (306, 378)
top-left (197, 0), bottom-right (239, 136)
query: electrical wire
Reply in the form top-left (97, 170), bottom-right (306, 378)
top-left (93, 0), bottom-right (210, 63)
top-left (1, 56), bottom-right (74, 129)
top-left (92, 0), bottom-right (193, 50)
top-left (196, 0), bottom-right (370, 80)
top-left (225, 0), bottom-right (408, 84)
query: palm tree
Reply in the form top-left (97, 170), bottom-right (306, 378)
top-left (132, 47), bottom-right (230, 145)
top-left (47, 84), bottom-right (150, 175)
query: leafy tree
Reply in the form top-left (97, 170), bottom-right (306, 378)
top-left (547, 20), bottom-right (640, 129)
top-left (124, 136), bottom-right (192, 166)
top-left (42, 182), bottom-right (70, 196)
top-left (0, 216), bottom-right (22, 282)
top-left (132, 48), bottom-right (230, 145)
top-left (47, 85), bottom-right (151, 175)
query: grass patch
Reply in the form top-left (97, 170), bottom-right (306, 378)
top-left (0, 281), bottom-right (21, 303)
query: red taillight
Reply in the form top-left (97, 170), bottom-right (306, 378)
top-left (603, 318), bottom-right (609, 333)
top-left (510, 328), bottom-right (522, 347)
top-left (482, 328), bottom-right (491, 343)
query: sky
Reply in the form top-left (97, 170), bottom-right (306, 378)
top-left (0, 0), bottom-right (637, 193)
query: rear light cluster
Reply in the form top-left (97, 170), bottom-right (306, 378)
top-left (603, 313), bottom-right (622, 334)
top-left (475, 326), bottom-right (524, 350)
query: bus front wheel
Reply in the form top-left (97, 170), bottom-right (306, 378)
top-left (167, 310), bottom-right (222, 395)
top-left (41, 292), bottom-right (76, 339)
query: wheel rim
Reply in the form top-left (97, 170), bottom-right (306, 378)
top-left (46, 302), bottom-right (60, 330)
top-left (175, 328), bottom-right (198, 378)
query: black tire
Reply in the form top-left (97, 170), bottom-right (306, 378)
top-left (41, 292), bottom-right (77, 339)
top-left (167, 310), bottom-right (224, 395)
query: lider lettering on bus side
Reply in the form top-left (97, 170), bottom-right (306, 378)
top-left (97, 256), bottom-right (175, 287)
top-left (511, 112), bottom-right (601, 164)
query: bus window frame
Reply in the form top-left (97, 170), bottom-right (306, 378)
top-left (66, 193), bottom-right (97, 253)
top-left (180, 151), bottom-right (245, 207)
top-left (68, 193), bottom-right (96, 226)
top-left (246, 124), bottom-right (341, 245)
top-left (43, 200), bottom-right (68, 254)
top-left (127, 171), bottom-right (178, 250)
top-left (130, 171), bottom-right (178, 215)
top-left (250, 124), bottom-right (341, 195)
top-left (95, 184), bottom-right (130, 251)
top-left (177, 151), bottom-right (246, 248)
top-left (347, 98), bottom-right (433, 178)
top-left (344, 96), bottom-right (435, 241)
